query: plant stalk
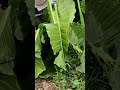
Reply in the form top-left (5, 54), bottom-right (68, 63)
top-left (77, 0), bottom-right (85, 27)
top-left (47, 0), bottom-right (55, 23)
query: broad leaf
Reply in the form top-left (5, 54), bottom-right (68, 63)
top-left (45, 0), bottom-right (76, 70)
top-left (35, 58), bottom-right (46, 78)
top-left (54, 50), bottom-right (66, 70)
top-left (35, 29), bottom-right (46, 78)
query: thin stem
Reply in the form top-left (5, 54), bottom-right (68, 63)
top-left (47, 0), bottom-right (55, 23)
top-left (77, 0), bottom-right (85, 27)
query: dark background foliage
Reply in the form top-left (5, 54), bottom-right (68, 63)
top-left (86, 0), bottom-right (120, 90)
top-left (0, 0), bottom-right (35, 89)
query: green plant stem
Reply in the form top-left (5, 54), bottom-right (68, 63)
top-left (77, 0), bottom-right (85, 27)
top-left (47, 0), bottom-right (55, 23)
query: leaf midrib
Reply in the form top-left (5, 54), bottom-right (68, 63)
top-left (54, 4), bottom-right (63, 51)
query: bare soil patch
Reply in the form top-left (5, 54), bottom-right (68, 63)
top-left (35, 78), bottom-right (58, 90)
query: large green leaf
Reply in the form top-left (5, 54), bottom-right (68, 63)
top-left (35, 58), bottom-right (46, 78)
top-left (54, 50), bottom-right (66, 70)
top-left (35, 29), bottom-right (46, 78)
top-left (45, 24), bottom-right (69, 55)
top-left (45, 0), bottom-right (76, 70)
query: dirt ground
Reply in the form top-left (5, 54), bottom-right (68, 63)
top-left (35, 78), bottom-right (58, 90)
top-left (35, 78), bottom-right (73, 90)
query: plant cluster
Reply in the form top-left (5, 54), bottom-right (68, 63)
top-left (35, 0), bottom-right (85, 89)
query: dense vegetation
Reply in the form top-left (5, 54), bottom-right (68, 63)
top-left (1, 0), bottom-right (120, 90)
top-left (86, 0), bottom-right (120, 89)
top-left (35, 0), bottom-right (85, 89)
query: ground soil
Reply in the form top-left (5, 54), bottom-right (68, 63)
top-left (35, 78), bottom-right (58, 90)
